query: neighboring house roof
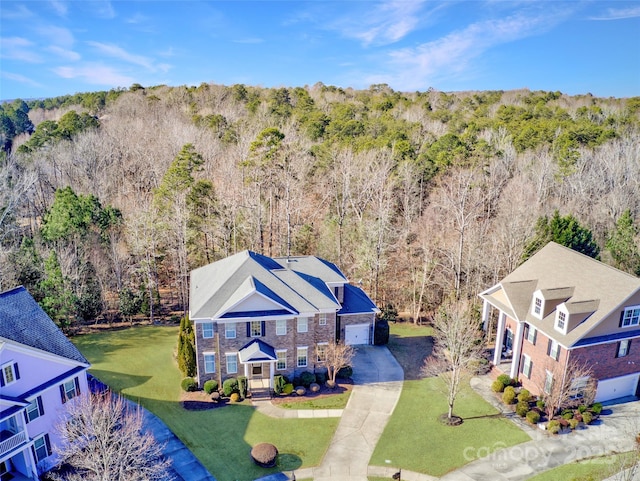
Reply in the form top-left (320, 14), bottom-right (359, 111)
top-left (480, 242), bottom-right (640, 348)
top-left (0, 286), bottom-right (89, 364)
top-left (190, 251), bottom-right (343, 320)
top-left (338, 284), bottom-right (380, 315)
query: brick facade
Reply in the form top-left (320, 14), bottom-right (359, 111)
top-left (571, 340), bottom-right (640, 381)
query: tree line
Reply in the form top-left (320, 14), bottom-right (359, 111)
top-left (1, 83), bottom-right (639, 329)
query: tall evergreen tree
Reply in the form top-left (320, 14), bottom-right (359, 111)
top-left (606, 209), bottom-right (640, 275)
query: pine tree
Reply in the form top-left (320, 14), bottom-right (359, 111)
top-left (177, 316), bottom-right (196, 377)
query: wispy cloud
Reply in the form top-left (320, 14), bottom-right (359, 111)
top-left (366, 9), bottom-right (569, 90)
top-left (0, 4), bottom-right (33, 20)
top-left (36, 25), bottom-right (74, 48)
top-left (233, 37), bottom-right (264, 44)
top-left (332, 0), bottom-right (429, 46)
top-left (49, 0), bottom-right (68, 17)
top-left (0, 37), bottom-right (42, 63)
top-left (46, 45), bottom-right (81, 61)
top-left (590, 6), bottom-right (640, 20)
top-left (53, 63), bottom-right (133, 86)
top-left (89, 0), bottom-right (115, 19)
top-left (87, 41), bottom-right (154, 69)
top-left (1, 71), bottom-right (44, 88)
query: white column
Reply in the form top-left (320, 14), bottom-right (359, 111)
top-left (510, 321), bottom-right (525, 380)
top-left (482, 300), bottom-right (491, 331)
top-left (244, 363), bottom-right (249, 378)
top-left (269, 362), bottom-right (275, 389)
top-left (493, 312), bottom-right (506, 366)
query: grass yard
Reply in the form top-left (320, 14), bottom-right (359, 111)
top-left (276, 391), bottom-right (351, 410)
top-left (73, 326), bottom-right (338, 481)
top-left (370, 322), bottom-right (531, 477)
top-left (527, 452), bottom-right (636, 481)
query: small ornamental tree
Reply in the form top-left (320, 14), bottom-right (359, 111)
top-left (321, 341), bottom-right (355, 385)
top-left (177, 316), bottom-right (196, 377)
top-left (53, 393), bottom-right (171, 481)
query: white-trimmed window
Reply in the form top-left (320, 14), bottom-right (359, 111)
top-left (522, 354), bottom-right (532, 379)
top-left (202, 322), bottom-right (214, 339)
top-left (317, 342), bottom-right (328, 362)
top-left (276, 350), bottom-right (287, 370)
top-left (250, 321), bottom-right (263, 337)
top-left (621, 306), bottom-right (640, 328)
top-left (226, 353), bottom-right (238, 374)
top-left (33, 434), bottom-right (52, 462)
top-left (319, 314), bottom-right (327, 326)
top-left (526, 325), bottom-right (537, 345)
top-left (297, 317), bottom-right (309, 333)
top-left (617, 339), bottom-right (631, 358)
top-left (225, 323), bottom-right (236, 339)
top-left (533, 296), bottom-right (543, 317)
top-left (276, 319), bottom-right (287, 336)
top-left (569, 376), bottom-right (590, 399)
top-left (548, 340), bottom-right (561, 361)
top-left (544, 370), bottom-right (554, 394)
top-left (556, 311), bottom-right (566, 331)
top-left (204, 353), bottom-right (216, 374)
top-left (1, 362), bottom-right (19, 387)
top-left (297, 347), bottom-right (308, 367)
top-left (60, 378), bottom-right (80, 404)
top-left (26, 397), bottom-right (44, 423)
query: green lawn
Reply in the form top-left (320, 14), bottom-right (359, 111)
top-left (277, 390), bottom-right (351, 410)
top-left (527, 452), bottom-right (635, 481)
top-left (370, 322), bottom-right (531, 477)
top-left (73, 326), bottom-right (338, 481)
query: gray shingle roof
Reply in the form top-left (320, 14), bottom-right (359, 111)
top-left (0, 286), bottom-right (89, 364)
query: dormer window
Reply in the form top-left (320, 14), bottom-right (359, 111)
top-left (533, 296), bottom-right (543, 318)
top-left (555, 310), bottom-right (567, 333)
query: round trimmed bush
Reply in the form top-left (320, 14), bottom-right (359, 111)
top-left (181, 377), bottom-right (197, 392)
top-left (581, 411), bottom-right (593, 425)
top-left (282, 383), bottom-right (294, 395)
top-left (497, 374), bottom-right (512, 386)
top-left (568, 418), bottom-right (580, 430)
top-left (502, 386), bottom-right (516, 404)
top-left (562, 411), bottom-right (574, 420)
top-left (251, 443), bottom-right (278, 468)
top-left (223, 377), bottom-right (238, 397)
top-left (203, 379), bottom-right (218, 394)
top-left (315, 369), bottom-right (328, 384)
top-left (230, 392), bottom-right (240, 402)
top-left (491, 380), bottom-right (505, 393)
top-left (536, 399), bottom-right (545, 410)
top-left (295, 386), bottom-right (306, 396)
top-left (310, 382), bottom-right (320, 393)
top-left (516, 401), bottom-right (529, 417)
top-left (337, 366), bottom-right (353, 379)
top-left (526, 410), bottom-right (540, 424)
top-left (547, 419), bottom-right (561, 434)
top-left (578, 404), bottom-right (588, 413)
top-left (591, 403), bottom-right (603, 415)
top-left (300, 371), bottom-right (316, 387)
top-left (517, 389), bottom-right (530, 403)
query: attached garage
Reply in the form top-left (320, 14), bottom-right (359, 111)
top-left (345, 323), bottom-right (371, 345)
top-left (594, 373), bottom-right (640, 402)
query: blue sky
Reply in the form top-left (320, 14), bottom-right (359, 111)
top-left (1, 1), bottom-right (639, 100)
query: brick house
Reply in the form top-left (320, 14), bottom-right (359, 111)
top-left (189, 250), bottom-right (379, 390)
top-left (479, 242), bottom-right (640, 403)
top-left (0, 286), bottom-right (90, 480)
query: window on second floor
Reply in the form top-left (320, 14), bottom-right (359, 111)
top-left (297, 317), bottom-right (309, 333)
top-left (60, 377), bottom-right (80, 404)
top-left (621, 306), bottom-right (640, 328)
top-left (225, 323), bottom-right (236, 339)
top-left (276, 319), bottom-right (287, 335)
top-left (616, 339), bottom-right (631, 358)
top-left (319, 314), bottom-right (327, 326)
top-left (26, 396), bottom-right (44, 423)
top-left (548, 339), bottom-right (561, 361)
top-left (1, 362), bottom-right (19, 387)
top-left (249, 321), bottom-right (263, 337)
top-left (525, 324), bottom-right (537, 345)
top-left (202, 322), bottom-right (214, 339)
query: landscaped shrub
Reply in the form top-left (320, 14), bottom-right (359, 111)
top-left (516, 401), bottom-right (529, 417)
top-left (591, 403), bottom-right (603, 415)
top-left (526, 410), bottom-right (540, 424)
top-left (181, 377), bottom-right (197, 392)
top-left (337, 366), bottom-right (353, 379)
top-left (568, 418), bottom-right (580, 430)
top-left (251, 443), bottom-right (278, 468)
top-left (536, 399), bottom-right (545, 410)
top-left (203, 379), bottom-right (218, 394)
top-left (562, 410), bottom-right (574, 420)
top-left (491, 380), bottom-right (505, 393)
top-left (273, 374), bottom-right (287, 395)
top-left (282, 383), bottom-right (294, 395)
top-left (502, 386), bottom-right (516, 404)
top-left (374, 319), bottom-right (390, 345)
top-left (497, 374), bottom-right (512, 386)
top-left (223, 377), bottom-right (239, 397)
top-left (238, 376), bottom-right (248, 399)
top-left (578, 404), bottom-right (588, 413)
top-left (547, 419), bottom-right (561, 434)
top-left (315, 369), bottom-right (328, 384)
top-left (574, 412), bottom-right (583, 423)
top-left (581, 411), bottom-right (593, 425)
top-left (517, 389), bottom-right (530, 403)
top-left (300, 371), bottom-right (316, 388)
top-left (229, 392), bottom-right (240, 402)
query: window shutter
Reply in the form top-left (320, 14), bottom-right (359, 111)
top-left (615, 341), bottom-right (620, 358)
top-left (31, 445), bottom-right (36, 462)
top-left (620, 311), bottom-right (625, 327)
top-left (519, 355), bottom-right (524, 373)
top-left (44, 433), bottom-right (52, 456)
top-left (532, 329), bottom-right (537, 345)
top-left (530, 361), bottom-right (533, 378)
top-left (0, 372), bottom-right (4, 387)
top-left (261, 321), bottom-right (266, 336)
top-left (629, 340), bottom-right (632, 353)
top-left (547, 339), bottom-right (552, 356)
top-left (23, 409), bottom-right (29, 424)
top-left (555, 346), bottom-right (561, 361)
top-left (14, 363), bottom-right (20, 380)
top-left (524, 324), bottom-right (529, 339)
top-left (60, 384), bottom-right (67, 403)
top-left (246, 322), bottom-right (250, 337)
top-left (74, 376), bottom-right (81, 395)
top-left (37, 396), bottom-right (44, 416)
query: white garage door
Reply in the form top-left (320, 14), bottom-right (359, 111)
top-left (594, 373), bottom-right (640, 403)
top-left (345, 323), bottom-right (370, 345)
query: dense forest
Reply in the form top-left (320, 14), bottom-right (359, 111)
top-left (1, 83), bottom-right (639, 330)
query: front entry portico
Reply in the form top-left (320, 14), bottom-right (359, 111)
top-left (238, 339), bottom-right (277, 389)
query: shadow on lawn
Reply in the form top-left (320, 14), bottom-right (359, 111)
top-left (89, 369), bottom-right (152, 393)
top-left (387, 331), bottom-right (434, 380)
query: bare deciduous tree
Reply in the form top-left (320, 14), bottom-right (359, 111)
top-left (320, 341), bottom-right (355, 386)
top-left (422, 300), bottom-right (484, 421)
top-left (53, 393), bottom-right (172, 481)
top-left (537, 358), bottom-right (596, 421)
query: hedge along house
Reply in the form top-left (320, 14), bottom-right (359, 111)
top-left (480, 242), bottom-right (640, 403)
top-left (0, 287), bottom-right (90, 480)
top-left (189, 250), bottom-right (379, 391)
